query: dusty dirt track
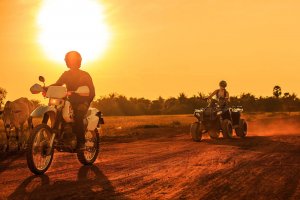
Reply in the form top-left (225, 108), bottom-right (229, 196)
top-left (0, 115), bottom-right (299, 200)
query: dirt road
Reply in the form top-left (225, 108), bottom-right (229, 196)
top-left (0, 116), bottom-right (299, 200)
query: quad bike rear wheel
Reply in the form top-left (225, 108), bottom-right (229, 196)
top-left (190, 122), bottom-right (202, 142)
top-left (77, 129), bottom-right (100, 165)
top-left (235, 119), bottom-right (247, 138)
top-left (222, 119), bottom-right (233, 138)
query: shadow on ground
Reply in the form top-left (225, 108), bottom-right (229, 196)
top-left (8, 165), bottom-right (127, 200)
top-left (0, 151), bottom-right (25, 175)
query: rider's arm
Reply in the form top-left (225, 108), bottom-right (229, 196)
top-left (225, 91), bottom-right (230, 102)
top-left (207, 90), bottom-right (218, 99)
top-left (51, 72), bottom-right (66, 86)
top-left (83, 73), bottom-right (95, 103)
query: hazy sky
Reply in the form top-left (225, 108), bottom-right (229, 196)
top-left (0, 0), bottom-right (300, 102)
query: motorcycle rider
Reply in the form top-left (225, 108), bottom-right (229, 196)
top-left (207, 80), bottom-right (230, 107)
top-left (51, 51), bottom-right (95, 151)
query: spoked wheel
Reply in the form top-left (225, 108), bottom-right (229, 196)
top-left (26, 124), bottom-right (54, 175)
top-left (77, 129), bottom-right (100, 165)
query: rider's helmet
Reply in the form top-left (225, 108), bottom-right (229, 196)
top-left (65, 51), bottom-right (82, 69)
top-left (219, 80), bottom-right (227, 88)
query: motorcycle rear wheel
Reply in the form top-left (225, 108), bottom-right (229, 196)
top-left (77, 129), bottom-right (100, 165)
top-left (26, 124), bottom-right (54, 175)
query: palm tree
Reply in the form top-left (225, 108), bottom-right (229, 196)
top-left (283, 92), bottom-right (290, 98)
top-left (273, 85), bottom-right (282, 98)
top-left (178, 93), bottom-right (188, 104)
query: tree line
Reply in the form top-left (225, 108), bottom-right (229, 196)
top-left (92, 86), bottom-right (300, 116)
top-left (1, 86), bottom-right (299, 116)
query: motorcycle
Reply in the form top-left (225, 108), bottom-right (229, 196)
top-left (26, 76), bottom-right (104, 175)
top-left (190, 99), bottom-right (247, 142)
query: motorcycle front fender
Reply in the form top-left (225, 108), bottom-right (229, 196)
top-left (31, 105), bottom-right (57, 128)
top-left (31, 105), bottom-right (56, 118)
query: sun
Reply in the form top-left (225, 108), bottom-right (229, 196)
top-left (37, 0), bottom-right (110, 64)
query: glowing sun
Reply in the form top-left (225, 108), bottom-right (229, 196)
top-left (37, 0), bottom-right (110, 63)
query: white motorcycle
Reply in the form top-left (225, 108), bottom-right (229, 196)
top-left (26, 76), bottom-right (104, 175)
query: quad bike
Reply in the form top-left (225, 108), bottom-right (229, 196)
top-left (190, 99), bottom-right (247, 142)
top-left (26, 76), bottom-right (104, 175)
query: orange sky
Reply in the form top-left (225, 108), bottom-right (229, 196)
top-left (0, 0), bottom-right (300, 102)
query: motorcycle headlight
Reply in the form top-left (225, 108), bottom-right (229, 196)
top-left (49, 98), bottom-right (62, 106)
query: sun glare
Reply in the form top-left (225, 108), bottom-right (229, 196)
top-left (37, 0), bottom-right (110, 64)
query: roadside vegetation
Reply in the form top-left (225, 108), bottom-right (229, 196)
top-left (1, 85), bottom-right (299, 116)
top-left (92, 86), bottom-right (300, 115)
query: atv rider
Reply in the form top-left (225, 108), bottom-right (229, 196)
top-left (51, 51), bottom-right (95, 150)
top-left (207, 80), bottom-right (230, 107)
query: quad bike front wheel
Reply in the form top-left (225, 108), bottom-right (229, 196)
top-left (209, 128), bottom-right (220, 139)
top-left (77, 129), bottom-right (100, 165)
top-left (222, 119), bottom-right (233, 138)
top-left (235, 119), bottom-right (248, 138)
top-left (190, 122), bottom-right (203, 142)
top-left (209, 122), bottom-right (220, 139)
top-left (26, 124), bottom-right (54, 175)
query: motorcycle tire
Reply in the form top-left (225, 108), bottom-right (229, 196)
top-left (77, 129), bottom-right (100, 165)
top-left (26, 124), bottom-right (54, 175)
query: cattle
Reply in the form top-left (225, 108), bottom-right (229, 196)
top-left (2, 97), bottom-right (35, 150)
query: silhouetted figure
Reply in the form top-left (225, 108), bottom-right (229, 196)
top-left (51, 51), bottom-right (95, 150)
top-left (207, 80), bottom-right (230, 107)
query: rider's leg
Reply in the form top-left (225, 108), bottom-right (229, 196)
top-left (73, 103), bottom-right (89, 150)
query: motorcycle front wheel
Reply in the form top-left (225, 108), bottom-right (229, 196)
top-left (77, 129), bottom-right (100, 165)
top-left (26, 124), bottom-right (54, 175)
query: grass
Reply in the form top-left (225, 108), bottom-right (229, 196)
top-left (99, 115), bottom-right (193, 137)
top-left (0, 112), bottom-right (299, 139)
